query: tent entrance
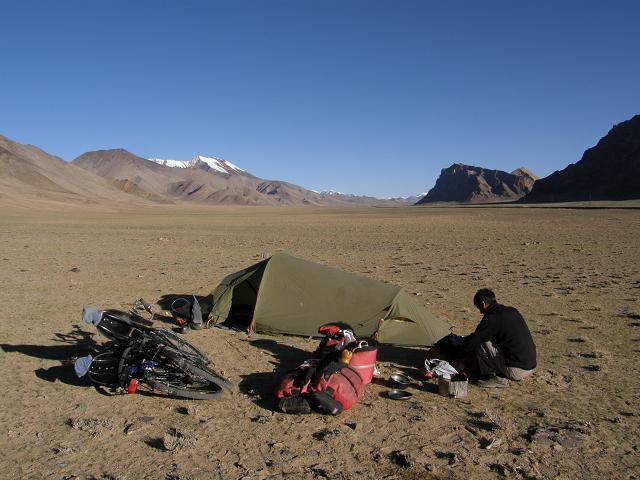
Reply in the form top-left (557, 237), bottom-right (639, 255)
top-left (217, 269), bottom-right (264, 331)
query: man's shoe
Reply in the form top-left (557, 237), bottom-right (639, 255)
top-left (477, 375), bottom-right (509, 388)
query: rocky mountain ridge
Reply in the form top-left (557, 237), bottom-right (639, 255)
top-left (522, 114), bottom-right (640, 202)
top-left (416, 164), bottom-right (537, 204)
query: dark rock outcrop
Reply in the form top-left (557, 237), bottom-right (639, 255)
top-left (522, 114), bottom-right (640, 202)
top-left (416, 164), bottom-right (537, 204)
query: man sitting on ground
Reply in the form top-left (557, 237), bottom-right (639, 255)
top-left (463, 289), bottom-right (536, 388)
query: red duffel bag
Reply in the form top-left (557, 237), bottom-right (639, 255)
top-left (309, 363), bottom-right (364, 412)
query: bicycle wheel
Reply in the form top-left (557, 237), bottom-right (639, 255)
top-left (87, 349), bottom-right (121, 386)
top-left (145, 366), bottom-right (225, 400)
top-left (149, 328), bottom-right (210, 366)
top-left (183, 362), bottom-right (235, 392)
top-left (114, 334), bottom-right (233, 399)
top-left (117, 345), bottom-right (136, 388)
top-left (155, 344), bottom-right (234, 392)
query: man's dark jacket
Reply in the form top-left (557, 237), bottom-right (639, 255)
top-left (463, 304), bottom-right (536, 370)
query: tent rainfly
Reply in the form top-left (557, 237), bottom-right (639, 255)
top-left (208, 252), bottom-right (450, 346)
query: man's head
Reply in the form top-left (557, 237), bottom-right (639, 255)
top-left (473, 288), bottom-right (496, 314)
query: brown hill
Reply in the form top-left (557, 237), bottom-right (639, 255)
top-left (416, 164), bottom-right (537, 204)
top-left (0, 135), bottom-right (148, 209)
top-left (73, 149), bottom-right (400, 206)
top-left (0, 135), bottom-right (407, 208)
top-left (73, 149), bottom-right (322, 206)
top-left (522, 114), bottom-right (640, 202)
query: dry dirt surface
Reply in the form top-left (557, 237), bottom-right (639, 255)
top-left (1, 204), bottom-right (639, 480)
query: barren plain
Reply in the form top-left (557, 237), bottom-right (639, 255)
top-left (1, 204), bottom-right (639, 479)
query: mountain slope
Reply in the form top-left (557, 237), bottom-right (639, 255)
top-left (0, 136), bottom-right (410, 208)
top-left (416, 164), bottom-right (537, 204)
top-left (74, 149), bottom-right (300, 205)
top-left (0, 135), bottom-right (146, 207)
top-left (522, 115), bottom-right (640, 202)
top-left (73, 149), bottom-right (398, 206)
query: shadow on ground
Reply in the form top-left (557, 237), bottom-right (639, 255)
top-left (1, 325), bottom-right (97, 361)
top-left (1, 325), bottom-right (100, 387)
top-left (238, 338), bottom-right (311, 412)
top-left (376, 344), bottom-right (426, 368)
top-left (235, 339), bottom-right (462, 409)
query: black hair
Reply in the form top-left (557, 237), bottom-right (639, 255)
top-left (473, 288), bottom-right (496, 308)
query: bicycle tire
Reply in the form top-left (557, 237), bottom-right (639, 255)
top-left (117, 345), bottom-right (137, 388)
top-left (156, 345), bottom-right (234, 392)
top-left (111, 332), bottom-right (234, 399)
top-left (145, 367), bottom-right (225, 400)
top-left (148, 328), bottom-right (210, 366)
top-left (87, 349), bottom-right (121, 386)
top-left (182, 362), bottom-right (235, 392)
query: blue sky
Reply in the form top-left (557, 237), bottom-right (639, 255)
top-left (1, 1), bottom-right (639, 197)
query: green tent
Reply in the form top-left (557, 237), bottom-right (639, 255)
top-left (208, 252), bottom-right (450, 346)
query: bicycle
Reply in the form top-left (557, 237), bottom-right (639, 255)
top-left (77, 306), bottom-right (234, 399)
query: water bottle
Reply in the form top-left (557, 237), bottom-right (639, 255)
top-left (127, 378), bottom-right (138, 394)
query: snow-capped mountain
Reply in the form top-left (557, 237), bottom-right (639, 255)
top-left (319, 190), bottom-right (351, 196)
top-left (388, 192), bottom-right (428, 203)
top-left (67, 147), bottom-right (407, 206)
top-left (148, 158), bottom-right (190, 168)
top-left (320, 190), bottom-right (423, 203)
top-left (149, 155), bottom-right (246, 175)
